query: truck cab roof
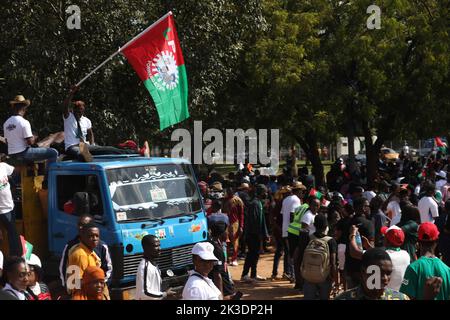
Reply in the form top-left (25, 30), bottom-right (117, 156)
top-left (50, 155), bottom-right (190, 171)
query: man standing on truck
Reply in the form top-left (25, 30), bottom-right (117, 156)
top-left (62, 87), bottom-right (149, 162)
top-left (59, 214), bottom-right (112, 292)
top-left (135, 235), bottom-right (176, 300)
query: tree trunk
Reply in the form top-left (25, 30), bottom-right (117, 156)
top-left (296, 132), bottom-right (325, 188)
top-left (347, 116), bottom-right (356, 174)
top-left (362, 121), bottom-right (383, 187)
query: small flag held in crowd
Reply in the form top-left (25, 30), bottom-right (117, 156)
top-left (435, 137), bottom-right (448, 155)
top-left (122, 13), bottom-right (189, 130)
top-left (20, 235), bottom-right (33, 260)
top-left (309, 188), bottom-right (323, 200)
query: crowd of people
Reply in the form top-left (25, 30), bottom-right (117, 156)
top-left (192, 148), bottom-right (450, 300)
top-left (1, 92), bottom-right (449, 301)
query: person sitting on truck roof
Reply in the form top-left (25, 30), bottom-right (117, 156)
top-left (135, 235), bottom-right (176, 300)
top-left (66, 223), bottom-right (110, 299)
top-left (4, 95), bottom-right (58, 188)
top-left (62, 86), bottom-right (149, 162)
top-left (59, 214), bottom-right (112, 292)
top-left (182, 242), bottom-right (222, 300)
top-left (72, 266), bottom-right (109, 300)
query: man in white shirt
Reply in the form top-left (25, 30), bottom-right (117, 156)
top-left (135, 235), bottom-right (175, 300)
top-left (381, 226), bottom-right (410, 291)
top-left (436, 171), bottom-right (447, 192)
top-left (182, 242), bottom-right (222, 300)
top-left (0, 160), bottom-right (22, 256)
top-left (301, 197), bottom-right (321, 235)
top-left (418, 182), bottom-right (439, 223)
top-left (280, 182), bottom-right (305, 280)
top-left (63, 87), bottom-right (148, 162)
top-left (4, 95), bottom-right (58, 184)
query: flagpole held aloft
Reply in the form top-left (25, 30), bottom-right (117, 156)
top-left (75, 11), bottom-right (173, 87)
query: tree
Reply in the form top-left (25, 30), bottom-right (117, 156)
top-left (0, 0), bottom-right (265, 147)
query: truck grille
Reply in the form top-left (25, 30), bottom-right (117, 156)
top-left (122, 243), bottom-right (195, 278)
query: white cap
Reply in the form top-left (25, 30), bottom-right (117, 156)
top-left (192, 242), bottom-right (218, 261)
top-left (437, 171), bottom-right (447, 179)
top-left (27, 254), bottom-right (41, 268)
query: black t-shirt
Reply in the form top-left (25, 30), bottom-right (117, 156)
top-left (208, 239), bottom-right (234, 296)
top-left (336, 216), bottom-right (352, 245)
top-left (344, 215), bottom-right (375, 273)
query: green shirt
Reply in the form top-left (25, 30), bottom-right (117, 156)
top-left (335, 286), bottom-right (409, 300)
top-left (400, 256), bottom-right (450, 300)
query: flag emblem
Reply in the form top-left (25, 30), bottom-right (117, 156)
top-left (147, 50), bottom-right (179, 90)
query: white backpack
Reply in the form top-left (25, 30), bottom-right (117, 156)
top-left (301, 235), bottom-right (332, 284)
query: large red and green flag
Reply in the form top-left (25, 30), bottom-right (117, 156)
top-left (435, 137), bottom-right (448, 154)
top-left (121, 13), bottom-right (189, 130)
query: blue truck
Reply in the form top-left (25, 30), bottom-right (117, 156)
top-left (2, 155), bottom-right (208, 299)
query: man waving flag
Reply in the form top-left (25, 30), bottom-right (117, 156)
top-left (122, 13), bottom-right (189, 130)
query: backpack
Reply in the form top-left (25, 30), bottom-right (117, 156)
top-left (301, 235), bottom-right (332, 284)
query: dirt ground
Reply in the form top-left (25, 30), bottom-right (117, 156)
top-left (228, 248), bottom-right (304, 300)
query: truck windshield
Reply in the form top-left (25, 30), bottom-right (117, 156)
top-left (107, 163), bottom-right (202, 222)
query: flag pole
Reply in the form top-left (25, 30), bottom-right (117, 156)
top-left (75, 11), bottom-right (173, 87)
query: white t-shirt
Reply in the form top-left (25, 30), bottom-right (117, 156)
top-left (0, 163), bottom-right (15, 214)
top-left (182, 271), bottom-right (222, 300)
top-left (418, 196), bottom-right (439, 223)
top-left (0, 250), bottom-right (3, 269)
top-left (135, 258), bottom-right (164, 300)
top-left (436, 180), bottom-right (447, 192)
top-left (3, 115), bottom-right (33, 154)
top-left (386, 201), bottom-right (401, 225)
top-left (63, 112), bottom-right (92, 150)
top-left (442, 184), bottom-right (450, 203)
top-left (363, 191), bottom-right (376, 202)
top-left (280, 195), bottom-right (301, 237)
top-left (390, 214), bottom-right (401, 227)
top-left (386, 249), bottom-right (410, 291)
top-left (301, 210), bottom-right (316, 235)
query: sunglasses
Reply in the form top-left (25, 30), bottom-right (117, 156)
top-left (17, 271), bottom-right (31, 278)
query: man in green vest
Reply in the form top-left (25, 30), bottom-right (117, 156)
top-left (288, 195), bottom-right (313, 290)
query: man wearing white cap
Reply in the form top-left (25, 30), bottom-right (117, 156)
top-left (182, 242), bottom-right (222, 300)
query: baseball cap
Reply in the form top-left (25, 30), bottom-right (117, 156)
top-left (192, 242), bottom-right (218, 261)
top-left (381, 225), bottom-right (405, 247)
top-left (26, 254), bottom-right (42, 268)
top-left (118, 140), bottom-right (138, 150)
top-left (437, 171), bottom-right (447, 179)
top-left (418, 222), bottom-right (440, 242)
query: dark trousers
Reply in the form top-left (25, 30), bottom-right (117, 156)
top-left (272, 236), bottom-right (292, 276)
top-left (242, 235), bottom-right (261, 278)
top-left (0, 209), bottom-right (23, 256)
top-left (67, 145), bottom-right (137, 161)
